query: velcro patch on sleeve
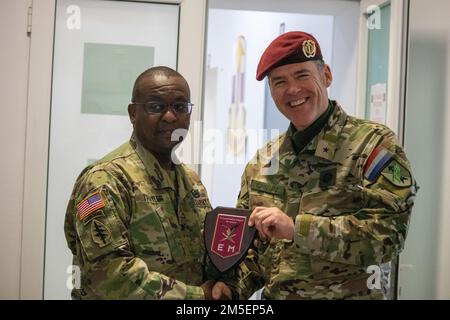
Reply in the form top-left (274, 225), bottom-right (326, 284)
top-left (77, 191), bottom-right (106, 221)
top-left (381, 160), bottom-right (412, 187)
top-left (364, 145), bottom-right (394, 182)
top-left (90, 219), bottom-right (112, 247)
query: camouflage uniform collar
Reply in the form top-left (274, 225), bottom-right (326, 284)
top-left (288, 100), bottom-right (335, 153)
top-left (129, 133), bottom-right (195, 198)
top-left (311, 101), bottom-right (347, 161)
top-left (238, 102), bottom-right (347, 172)
top-left (130, 133), bottom-right (174, 190)
top-left (284, 100), bottom-right (347, 162)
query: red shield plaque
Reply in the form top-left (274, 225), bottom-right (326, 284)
top-left (204, 207), bottom-right (255, 272)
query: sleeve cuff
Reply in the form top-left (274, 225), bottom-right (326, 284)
top-left (294, 214), bottom-right (313, 253)
top-left (229, 287), bottom-right (239, 300)
top-left (185, 285), bottom-right (205, 300)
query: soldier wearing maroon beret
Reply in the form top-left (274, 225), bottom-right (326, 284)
top-left (212, 31), bottom-right (418, 300)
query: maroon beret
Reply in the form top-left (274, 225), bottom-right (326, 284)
top-left (256, 31), bottom-right (323, 81)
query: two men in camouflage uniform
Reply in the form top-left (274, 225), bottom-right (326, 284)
top-left (64, 67), bottom-right (228, 299)
top-left (213, 31), bottom-right (417, 299)
top-left (65, 31), bottom-right (417, 300)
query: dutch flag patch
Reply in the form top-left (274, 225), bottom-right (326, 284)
top-left (364, 145), bottom-right (393, 182)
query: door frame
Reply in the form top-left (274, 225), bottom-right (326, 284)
top-left (355, 0), bottom-right (410, 299)
top-left (356, 0), bottom-right (409, 139)
top-left (21, 0), bottom-right (206, 299)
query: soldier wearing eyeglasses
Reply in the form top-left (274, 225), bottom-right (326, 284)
top-left (64, 66), bottom-right (229, 299)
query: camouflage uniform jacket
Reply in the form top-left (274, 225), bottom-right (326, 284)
top-left (64, 134), bottom-right (212, 299)
top-left (233, 101), bottom-right (417, 299)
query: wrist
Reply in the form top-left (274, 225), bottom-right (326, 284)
top-left (288, 218), bottom-right (295, 241)
top-left (186, 284), bottom-right (205, 300)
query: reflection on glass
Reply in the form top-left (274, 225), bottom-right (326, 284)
top-left (227, 35), bottom-right (247, 156)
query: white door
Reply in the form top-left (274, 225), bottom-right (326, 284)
top-left (400, 0), bottom-right (450, 299)
top-left (356, 0), bottom-right (408, 136)
top-left (22, 0), bottom-right (206, 299)
top-left (44, 0), bottom-right (179, 299)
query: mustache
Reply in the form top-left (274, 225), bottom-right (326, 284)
top-left (156, 128), bottom-right (188, 142)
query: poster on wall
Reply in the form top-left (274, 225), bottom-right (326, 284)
top-left (227, 36), bottom-right (247, 156)
top-left (369, 83), bottom-right (387, 124)
top-left (81, 43), bottom-right (155, 116)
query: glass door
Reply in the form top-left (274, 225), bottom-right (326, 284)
top-left (44, 0), bottom-right (179, 299)
top-left (357, 0), bottom-right (409, 299)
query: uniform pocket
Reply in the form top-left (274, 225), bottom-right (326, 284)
top-left (249, 179), bottom-right (286, 209)
top-left (130, 195), bottom-right (183, 266)
top-left (250, 192), bottom-right (283, 208)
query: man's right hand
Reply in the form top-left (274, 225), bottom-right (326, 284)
top-left (201, 280), bottom-right (215, 300)
top-left (212, 281), bottom-right (233, 300)
top-left (248, 206), bottom-right (294, 240)
top-left (201, 280), bottom-right (232, 300)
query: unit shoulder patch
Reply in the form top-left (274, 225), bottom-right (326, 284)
top-left (90, 219), bottom-right (112, 247)
top-left (381, 160), bottom-right (412, 187)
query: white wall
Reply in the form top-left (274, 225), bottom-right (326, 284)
top-left (0, 0), bottom-right (32, 299)
top-left (400, 0), bottom-right (450, 299)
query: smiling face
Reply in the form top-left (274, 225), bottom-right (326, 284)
top-left (128, 73), bottom-right (191, 157)
top-left (268, 61), bottom-right (332, 131)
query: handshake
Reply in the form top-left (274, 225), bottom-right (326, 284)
top-left (201, 280), bottom-right (233, 300)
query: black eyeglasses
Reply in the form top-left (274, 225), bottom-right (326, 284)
top-left (132, 101), bottom-right (194, 115)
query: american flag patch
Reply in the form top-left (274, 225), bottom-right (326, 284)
top-left (77, 192), bottom-right (105, 221)
top-left (364, 145), bottom-right (393, 181)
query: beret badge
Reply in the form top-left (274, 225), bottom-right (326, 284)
top-left (302, 40), bottom-right (316, 58)
top-left (256, 31), bottom-right (323, 81)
